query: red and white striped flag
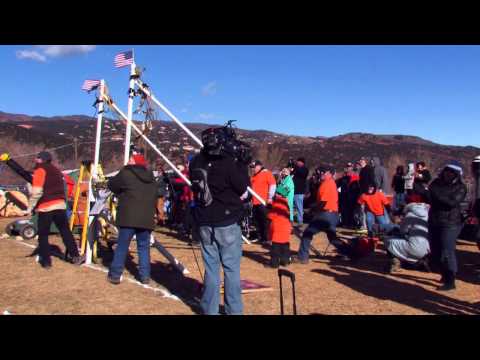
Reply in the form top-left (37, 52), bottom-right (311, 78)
top-left (82, 79), bottom-right (101, 91)
top-left (114, 50), bottom-right (134, 68)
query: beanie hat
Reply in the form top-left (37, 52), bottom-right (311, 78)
top-left (445, 160), bottom-right (463, 176)
top-left (132, 154), bottom-right (147, 167)
top-left (36, 151), bottom-right (52, 162)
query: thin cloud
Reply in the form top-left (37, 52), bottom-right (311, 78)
top-left (16, 50), bottom-right (47, 62)
top-left (201, 81), bottom-right (217, 96)
top-left (37, 45), bottom-right (96, 57)
top-left (198, 113), bottom-right (217, 120)
top-left (15, 45), bottom-right (96, 63)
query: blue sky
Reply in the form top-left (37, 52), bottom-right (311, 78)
top-left (1, 45), bottom-right (480, 147)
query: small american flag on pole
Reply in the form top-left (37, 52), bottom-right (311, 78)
top-left (82, 79), bottom-right (101, 92)
top-left (114, 50), bottom-right (134, 68)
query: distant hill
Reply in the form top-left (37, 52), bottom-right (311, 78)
top-left (0, 111), bottom-right (479, 198)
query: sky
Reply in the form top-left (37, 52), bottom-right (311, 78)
top-left (1, 45), bottom-right (480, 147)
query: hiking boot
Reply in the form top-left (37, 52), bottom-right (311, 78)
top-left (290, 255), bottom-right (309, 265)
top-left (280, 258), bottom-right (290, 267)
top-left (71, 255), bottom-right (85, 266)
top-left (265, 260), bottom-right (280, 269)
top-left (140, 278), bottom-right (151, 285)
top-left (385, 258), bottom-right (401, 273)
top-left (40, 261), bottom-right (52, 269)
top-left (438, 282), bottom-right (456, 291)
top-left (107, 275), bottom-right (121, 285)
top-left (438, 271), bottom-right (456, 291)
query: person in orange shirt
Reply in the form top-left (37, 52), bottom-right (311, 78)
top-left (250, 160), bottom-right (276, 243)
top-left (22, 151), bottom-right (83, 269)
top-left (357, 184), bottom-right (392, 237)
top-left (292, 166), bottom-right (350, 264)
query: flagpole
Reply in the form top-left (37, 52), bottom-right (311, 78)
top-left (93, 79), bottom-right (105, 177)
top-left (124, 51), bottom-right (136, 165)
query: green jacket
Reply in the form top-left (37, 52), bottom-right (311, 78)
top-left (276, 175), bottom-right (295, 221)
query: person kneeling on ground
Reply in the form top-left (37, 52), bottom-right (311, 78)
top-left (382, 202), bottom-right (431, 273)
top-left (357, 184), bottom-right (391, 238)
top-left (107, 153), bottom-right (158, 285)
top-left (292, 166), bottom-right (351, 264)
top-left (267, 168), bottom-right (294, 268)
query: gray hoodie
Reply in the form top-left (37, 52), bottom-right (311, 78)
top-left (372, 157), bottom-right (390, 194)
top-left (385, 202), bottom-right (430, 263)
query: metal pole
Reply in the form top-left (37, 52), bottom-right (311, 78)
top-left (135, 79), bottom-right (265, 206)
top-left (93, 80), bottom-right (105, 178)
top-left (135, 80), bottom-right (204, 148)
top-left (124, 62), bottom-right (136, 165)
top-left (104, 95), bottom-right (191, 186)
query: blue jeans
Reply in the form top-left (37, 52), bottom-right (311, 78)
top-left (366, 210), bottom-right (390, 236)
top-left (294, 194), bottom-right (304, 224)
top-left (429, 225), bottom-right (462, 274)
top-left (198, 223), bottom-right (243, 315)
top-left (298, 211), bottom-right (349, 261)
top-left (394, 193), bottom-right (406, 212)
top-left (109, 227), bottom-right (151, 281)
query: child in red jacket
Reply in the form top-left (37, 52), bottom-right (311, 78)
top-left (267, 177), bottom-right (293, 268)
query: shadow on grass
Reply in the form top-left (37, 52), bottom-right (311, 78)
top-left (312, 265), bottom-right (480, 315)
top-left (97, 242), bottom-right (203, 314)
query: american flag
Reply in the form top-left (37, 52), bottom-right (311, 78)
top-left (82, 79), bottom-right (101, 91)
top-left (114, 50), bottom-right (134, 68)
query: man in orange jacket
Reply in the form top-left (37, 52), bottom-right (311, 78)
top-left (293, 166), bottom-right (350, 263)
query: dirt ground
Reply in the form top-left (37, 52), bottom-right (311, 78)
top-left (1, 217), bottom-right (479, 315)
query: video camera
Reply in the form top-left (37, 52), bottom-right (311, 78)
top-left (287, 158), bottom-right (295, 169)
top-left (201, 120), bottom-right (252, 165)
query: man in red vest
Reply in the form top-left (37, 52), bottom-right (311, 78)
top-left (23, 152), bottom-right (83, 268)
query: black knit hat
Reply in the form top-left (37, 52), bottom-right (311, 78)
top-left (36, 151), bottom-right (52, 162)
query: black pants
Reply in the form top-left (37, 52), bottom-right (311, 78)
top-left (37, 210), bottom-right (79, 264)
top-left (252, 204), bottom-right (269, 242)
top-left (429, 224), bottom-right (462, 275)
top-left (271, 242), bottom-right (290, 266)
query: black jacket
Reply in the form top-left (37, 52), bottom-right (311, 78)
top-left (189, 152), bottom-right (250, 227)
top-left (108, 165), bottom-right (158, 230)
top-left (293, 165), bottom-right (309, 195)
top-left (415, 169), bottom-right (432, 186)
top-left (359, 165), bottom-right (375, 194)
top-left (392, 174), bottom-right (405, 194)
top-left (427, 177), bottom-right (467, 227)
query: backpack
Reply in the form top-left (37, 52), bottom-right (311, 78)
top-left (190, 157), bottom-right (213, 208)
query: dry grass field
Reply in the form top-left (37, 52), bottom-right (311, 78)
top-left (1, 217), bottom-right (479, 315)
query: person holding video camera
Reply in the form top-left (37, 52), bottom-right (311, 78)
top-left (189, 126), bottom-right (250, 315)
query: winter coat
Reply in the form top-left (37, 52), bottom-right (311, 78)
top-left (276, 175), bottom-right (295, 221)
top-left (293, 165), bottom-right (309, 195)
top-left (189, 152), bottom-right (250, 227)
top-left (427, 177), bottom-right (467, 227)
top-left (392, 174), bottom-right (405, 194)
top-left (384, 202), bottom-right (430, 263)
top-left (372, 157), bottom-right (390, 194)
top-left (108, 165), bottom-right (158, 230)
top-left (359, 165), bottom-right (376, 194)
